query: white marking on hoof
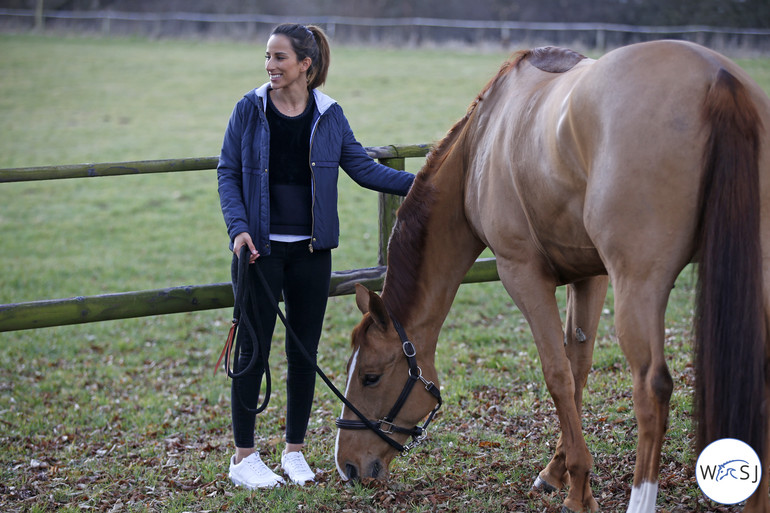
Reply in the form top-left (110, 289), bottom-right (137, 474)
top-left (627, 482), bottom-right (658, 513)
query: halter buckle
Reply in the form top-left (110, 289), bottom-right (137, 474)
top-left (378, 419), bottom-right (397, 435)
top-left (402, 340), bottom-right (416, 358)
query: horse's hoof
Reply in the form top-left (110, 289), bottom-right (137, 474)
top-left (532, 475), bottom-right (558, 493)
top-left (561, 501), bottom-right (599, 513)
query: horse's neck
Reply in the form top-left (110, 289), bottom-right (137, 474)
top-left (397, 149), bottom-right (485, 347)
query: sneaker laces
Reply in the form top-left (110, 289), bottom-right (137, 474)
top-left (244, 454), bottom-right (275, 476)
top-left (282, 452), bottom-right (314, 482)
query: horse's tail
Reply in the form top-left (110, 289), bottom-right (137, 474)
top-left (695, 67), bottom-right (765, 460)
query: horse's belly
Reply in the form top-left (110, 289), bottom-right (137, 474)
top-left (538, 240), bottom-right (607, 284)
top-left (468, 182), bottom-right (606, 284)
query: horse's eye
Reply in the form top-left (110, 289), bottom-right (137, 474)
top-left (363, 374), bottom-right (381, 387)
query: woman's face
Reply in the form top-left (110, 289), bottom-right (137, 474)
top-left (265, 34), bottom-right (310, 91)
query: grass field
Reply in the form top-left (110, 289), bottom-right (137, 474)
top-left (1, 33), bottom-right (768, 512)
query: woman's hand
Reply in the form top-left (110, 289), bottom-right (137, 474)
top-left (233, 232), bottom-right (259, 264)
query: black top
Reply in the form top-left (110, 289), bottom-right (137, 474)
top-left (266, 91), bottom-right (316, 236)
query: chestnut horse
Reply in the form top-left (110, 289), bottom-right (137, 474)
top-left (334, 40), bottom-right (770, 512)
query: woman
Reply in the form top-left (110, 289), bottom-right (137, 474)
top-left (217, 23), bottom-right (414, 489)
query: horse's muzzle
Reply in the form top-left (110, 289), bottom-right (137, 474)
top-left (343, 459), bottom-right (385, 481)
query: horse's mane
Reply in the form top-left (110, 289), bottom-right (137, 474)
top-left (381, 51), bottom-right (531, 325)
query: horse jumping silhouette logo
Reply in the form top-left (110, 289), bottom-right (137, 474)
top-left (716, 460), bottom-right (750, 481)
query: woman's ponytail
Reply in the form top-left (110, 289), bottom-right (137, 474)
top-left (306, 25), bottom-right (330, 90)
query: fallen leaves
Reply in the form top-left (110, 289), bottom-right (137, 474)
top-left (0, 306), bottom-right (720, 513)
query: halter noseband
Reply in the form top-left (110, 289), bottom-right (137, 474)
top-left (335, 314), bottom-right (443, 454)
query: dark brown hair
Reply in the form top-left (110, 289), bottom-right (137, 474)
top-left (270, 23), bottom-right (330, 90)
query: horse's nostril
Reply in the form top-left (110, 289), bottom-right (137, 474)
top-left (370, 460), bottom-right (382, 478)
top-left (345, 463), bottom-right (359, 481)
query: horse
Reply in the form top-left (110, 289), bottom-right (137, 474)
top-left (333, 39), bottom-right (770, 513)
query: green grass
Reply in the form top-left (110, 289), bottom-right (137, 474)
top-left (1, 33), bottom-right (768, 512)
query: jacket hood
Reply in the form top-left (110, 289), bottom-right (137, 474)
top-left (245, 83), bottom-right (337, 114)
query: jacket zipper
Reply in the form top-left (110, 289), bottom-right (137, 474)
top-left (307, 111), bottom-right (321, 254)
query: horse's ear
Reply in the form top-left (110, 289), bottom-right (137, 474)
top-left (354, 283), bottom-right (389, 331)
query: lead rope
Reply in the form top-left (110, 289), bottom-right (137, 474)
top-left (213, 245), bottom-right (421, 453)
top-left (214, 245), bottom-right (271, 414)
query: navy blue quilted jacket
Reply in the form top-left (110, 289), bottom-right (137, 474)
top-left (217, 84), bottom-right (415, 255)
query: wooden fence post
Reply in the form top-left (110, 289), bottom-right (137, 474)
top-left (377, 157), bottom-right (405, 266)
top-left (34, 0), bottom-right (44, 32)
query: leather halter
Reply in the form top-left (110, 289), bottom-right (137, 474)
top-left (335, 313), bottom-right (443, 454)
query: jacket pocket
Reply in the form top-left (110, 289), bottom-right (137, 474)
top-left (310, 160), bottom-right (338, 171)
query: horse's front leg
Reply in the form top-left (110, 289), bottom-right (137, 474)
top-left (499, 263), bottom-right (599, 513)
top-left (533, 276), bottom-right (608, 494)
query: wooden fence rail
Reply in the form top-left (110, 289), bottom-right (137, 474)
top-left (0, 144), bottom-right (500, 332)
top-left (3, 8), bottom-right (769, 50)
top-left (0, 144), bottom-right (432, 182)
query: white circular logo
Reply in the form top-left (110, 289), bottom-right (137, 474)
top-left (696, 438), bottom-right (761, 505)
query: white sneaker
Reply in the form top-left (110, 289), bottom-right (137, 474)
top-left (229, 453), bottom-right (284, 489)
top-left (281, 451), bottom-right (316, 485)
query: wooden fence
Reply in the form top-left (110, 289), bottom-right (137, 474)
top-left (2, 8), bottom-right (770, 50)
top-left (0, 144), bottom-right (500, 332)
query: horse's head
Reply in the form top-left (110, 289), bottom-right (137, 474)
top-left (334, 284), bottom-right (441, 482)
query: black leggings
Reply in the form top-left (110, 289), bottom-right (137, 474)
top-left (230, 240), bottom-right (331, 448)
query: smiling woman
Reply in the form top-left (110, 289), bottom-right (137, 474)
top-left (265, 24), bottom-right (329, 108)
top-left (215, 22), bottom-right (415, 491)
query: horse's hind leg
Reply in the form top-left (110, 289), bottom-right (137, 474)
top-left (611, 274), bottom-right (674, 513)
top-left (533, 276), bottom-right (608, 492)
